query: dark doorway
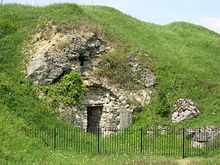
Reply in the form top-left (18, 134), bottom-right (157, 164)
top-left (78, 56), bottom-right (87, 74)
top-left (87, 106), bottom-right (103, 133)
top-left (78, 56), bottom-right (85, 66)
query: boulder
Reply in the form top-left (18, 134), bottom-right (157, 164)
top-left (27, 52), bottom-right (72, 85)
top-left (146, 130), bottom-right (154, 138)
top-left (191, 141), bottom-right (205, 148)
top-left (171, 98), bottom-right (200, 123)
top-left (186, 126), bottom-right (220, 148)
top-left (27, 31), bottom-right (106, 85)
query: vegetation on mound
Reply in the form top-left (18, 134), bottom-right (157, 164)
top-left (0, 3), bottom-right (220, 163)
top-left (82, 5), bottom-right (220, 127)
top-left (0, 18), bottom-right (17, 38)
top-left (98, 49), bottom-right (144, 90)
top-left (40, 71), bottom-right (87, 106)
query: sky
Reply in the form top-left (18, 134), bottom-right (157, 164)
top-left (2, 0), bottom-right (220, 33)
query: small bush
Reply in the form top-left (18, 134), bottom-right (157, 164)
top-left (41, 71), bottom-right (86, 105)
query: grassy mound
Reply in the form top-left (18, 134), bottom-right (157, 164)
top-left (0, 3), bottom-right (220, 163)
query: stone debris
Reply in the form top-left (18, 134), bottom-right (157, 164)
top-left (146, 130), bottom-right (154, 138)
top-left (171, 98), bottom-right (200, 123)
top-left (186, 126), bottom-right (220, 148)
top-left (127, 54), bottom-right (155, 88)
top-left (27, 31), bottom-right (105, 85)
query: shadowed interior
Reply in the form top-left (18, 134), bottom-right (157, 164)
top-left (87, 106), bottom-right (103, 133)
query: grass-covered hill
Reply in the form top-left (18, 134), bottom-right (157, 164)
top-left (0, 3), bottom-right (220, 164)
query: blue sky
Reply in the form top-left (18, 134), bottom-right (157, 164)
top-left (3, 0), bottom-right (220, 33)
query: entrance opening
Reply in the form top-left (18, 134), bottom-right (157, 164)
top-left (78, 56), bottom-right (87, 74)
top-left (78, 56), bottom-right (85, 66)
top-left (87, 106), bottom-right (103, 133)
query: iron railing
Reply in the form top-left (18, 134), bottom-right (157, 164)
top-left (23, 127), bottom-right (220, 158)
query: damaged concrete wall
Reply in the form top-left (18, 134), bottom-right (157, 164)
top-left (26, 24), bottom-right (155, 133)
top-left (27, 28), bottom-right (107, 85)
top-left (59, 84), bottom-right (133, 134)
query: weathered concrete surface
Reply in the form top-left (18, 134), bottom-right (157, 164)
top-left (27, 25), bottom-right (155, 132)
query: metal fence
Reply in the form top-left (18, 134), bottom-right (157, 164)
top-left (23, 127), bottom-right (220, 158)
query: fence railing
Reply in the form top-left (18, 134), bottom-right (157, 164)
top-left (23, 127), bottom-right (220, 158)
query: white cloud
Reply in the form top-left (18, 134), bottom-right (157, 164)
top-left (200, 17), bottom-right (220, 34)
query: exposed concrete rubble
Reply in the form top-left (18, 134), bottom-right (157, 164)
top-left (145, 126), bottom-right (220, 148)
top-left (186, 126), bottom-right (220, 148)
top-left (26, 25), bottom-right (155, 133)
top-left (171, 98), bottom-right (200, 123)
top-left (127, 54), bottom-right (155, 88)
top-left (27, 30), bottom-right (106, 85)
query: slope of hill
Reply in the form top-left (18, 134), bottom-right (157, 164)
top-left (0, 3), bottom-right (220, 163)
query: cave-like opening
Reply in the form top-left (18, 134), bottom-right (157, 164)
top-left (78, 56), bottom-right (85, 66)
top-left (87, 106), bottom-right (103, 133)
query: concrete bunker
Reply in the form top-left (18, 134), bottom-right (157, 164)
top-left (71, 84), bottom-right (135, 135)
top-left (26, 25), bottom-right (155, 133)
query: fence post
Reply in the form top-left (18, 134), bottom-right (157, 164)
top-left (54, 127), bottom-right (57, 150)
top-left (97, 127), bottom-right (100, 154)
top-left (140, 128), bottom-right (143, 153)
top-left (182, 128), bottom-right (185, 159)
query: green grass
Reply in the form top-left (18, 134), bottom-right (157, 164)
top-left (0, 3), bottom-right (220, 164)
top-left (81, 6), bottom-right (220, 127)
top-left (21, 126), bottom-right (220, 158)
